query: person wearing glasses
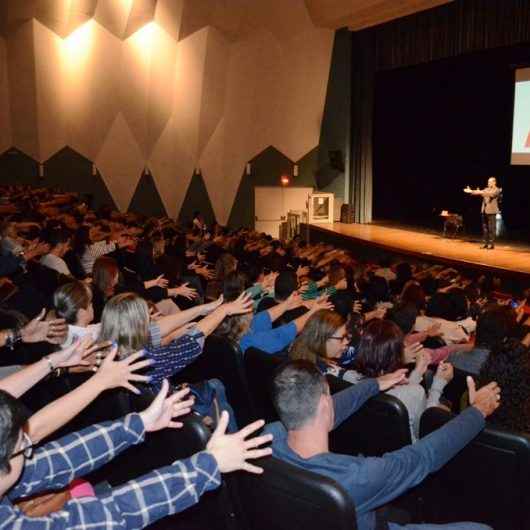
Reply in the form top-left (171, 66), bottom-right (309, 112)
top-left (0, 380), bottom-right (273, 529)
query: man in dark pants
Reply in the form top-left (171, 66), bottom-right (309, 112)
top-left (464, 177), bottom-right (501, 249)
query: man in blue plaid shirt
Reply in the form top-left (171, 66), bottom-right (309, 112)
top-left (0, 380), bottom-right (272, 529)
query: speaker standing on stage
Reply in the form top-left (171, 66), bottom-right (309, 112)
top-left (464, 177), bottom-right (501, 249)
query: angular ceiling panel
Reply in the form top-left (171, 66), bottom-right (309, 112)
top-left (35, 0), bottom-right (97, 38)
top-left (173, 27), bottom-right (209, 161)
top-left (304, 0), bottom-right (454, 31)
top-left (154, 0), bottom-right (185, 41)
top-left (33, 20), bottom-right (66, 162)
top-left (95, 112), bottom-right (145, 212)
top-left (124, 0), bottom-right (156, 38)
top-left (7, 20), bottom-right (39, 160)
top-left (272, 28), bottom-right (334, 160)
top-left (0, 37), bottom-right (12, 154)
top-left (149, 107), bottom-right (195, 218)
top-left (146, 23), bottom-right (178, 159)
top-left (64, 21), bottom-right (123, 161)
top-left (94, 0), bottom-right (132, 38)
top-left (197, 26), bottom-right (229, 158)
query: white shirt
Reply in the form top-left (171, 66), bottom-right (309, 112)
top-left (40, 253), bottom-right (71, 276)
top-left (62, 323), bottom-right (101, 349)
top-left (414, 315), bottom-right (476, 345)
top-left (81, 241), bottom-right (116, 274)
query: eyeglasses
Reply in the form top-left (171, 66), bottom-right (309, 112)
top-left (10, 432), bottom-right (34, 460)
top-left (328, 334), bottom-right (350, 342)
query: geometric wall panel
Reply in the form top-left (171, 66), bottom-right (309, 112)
top-left (95, 113), bottom-right (145, 212)
top-left (0, 1), bottom-right (335, 224)
top-left (0, 38), bottom-right (11, 155)
top-left (128, 171), bottom-right (167, 217)
top-left (35, 0), bottom-right (97, 38)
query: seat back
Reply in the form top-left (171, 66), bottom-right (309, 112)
top-left (243, 347), bottom-right (285, 423)
top-left (419, 407), bottom-right (530, 530)
top-left (171, 335), bottom-right (256, 426)
top-left (236, 456), bottom-right (357, 530)
top-left (328, 375), bottom-right (412, 456)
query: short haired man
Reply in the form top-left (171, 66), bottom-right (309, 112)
top-left (267, 360), bottom-right (499, 530)
top-left (464, 177), bottom-right (502, 249)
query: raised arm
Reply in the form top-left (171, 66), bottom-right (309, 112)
top-left (26, 348), bottom-right (153, 443)
top-left (332, 370), bottom-right (407, 429)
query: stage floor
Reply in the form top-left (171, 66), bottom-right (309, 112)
top-left (308, 222), bottom-right (530, 277)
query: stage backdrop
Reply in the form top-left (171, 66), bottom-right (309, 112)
top-left (373, 44), bottom-right (530, 239)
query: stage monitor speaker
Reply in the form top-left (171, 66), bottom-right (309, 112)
top-left (329, 150), bottom-right (345, 172)
top-left (340, 204), bottom-right (355, 224)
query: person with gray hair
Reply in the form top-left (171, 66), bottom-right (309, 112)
top-left (266, 360), bottom-right (500, 530)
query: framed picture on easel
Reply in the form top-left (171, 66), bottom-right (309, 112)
top-left (308, 193), bottom-right (334, 224)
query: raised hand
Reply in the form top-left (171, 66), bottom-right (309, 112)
top-left (403, 342), bottom-right (423, 364)
top-left (94, 348), bottom-right (153, 394)
top-left (377, 368), bottom-right (408, 391)
top-left (49, 335), bottom-right (101, 369)
top-left (435, 361), bottom-right (454, 382)
top-left (426, 322), bottom-right (442, 337)
top-left (172, 283), bottom-right (198, 300)
top-left (139, 379), bottom-right (195, 432)
top-left (225, 292), bottom-right (253, 316)
top-left (206, 412), bottom-right (273, 474)
top-left (414, 349), bottom-right (432, 377)
top-left (200, 295), bottom-right (224, 315)
top-left (20, 309), bottom-right (67, 344)
top-left (467, 377), bottom-right (501, 418)
top-left (285, 292), bottom-right (303, 311)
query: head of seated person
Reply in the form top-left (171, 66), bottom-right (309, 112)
top-left (388, 304), bottom-right (418, 336)
top-left (271, 361), bottom-right (335, 448)
top-left (478, 338), bottom-right (530, 432)
top-left (328, 263), bottom-right (348, 291)
top-left (0, 390), bottom-right (31, 497)
top-left (99, 292), bottom-right (150, 358)
top-left (274, 271), bottom-right (298, 303)
top-left (362, 275), bottom-right (390, 310)
top-left (289, 310), bottom-right (348, 370)
top-left (399, 282), bottom-right (426, 313)
top-left (42, 228), bottom-right (71, 259)
top-left (425, 292), bottom-right (455, 321)
top-left (214, 273), bottom-right (253, 344)
top-left (353, 319), bottom-right (404, 378)
top-left (54, 281), bottom-right (93, 327)
top-left (215, 253), bottom-right (238, 281)
top-left (93, 256), bottom-right (120, 301)
top-left (475, 304), bottom-right (517, 351)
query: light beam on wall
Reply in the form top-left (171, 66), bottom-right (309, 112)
top-left (63, 19), bottom-right (94, 65)
top-left (128, 21), bottom-right (156, 66)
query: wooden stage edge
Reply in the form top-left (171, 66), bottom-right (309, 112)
top-left (306, 222), bottom-right (530, 279)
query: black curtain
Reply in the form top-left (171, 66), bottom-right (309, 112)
top-left (350, 0), bottom-right (530, 233)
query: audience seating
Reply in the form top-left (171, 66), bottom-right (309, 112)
top-left (327, 376), bottom-right (412, 456)
top-left (243, 347), bottom-right (284, 423)
top-left (171, 335), bottom-right (256, 427)
top-left (419, 407), bottom-right (530, 530)
top-left (234, 456), bottom-right (357, 530)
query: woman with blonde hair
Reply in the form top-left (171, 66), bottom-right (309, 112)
top-left (98, 291), bottom-right (253, 392)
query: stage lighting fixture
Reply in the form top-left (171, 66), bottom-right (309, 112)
top-left (281, 175), bottom-right (290, 186)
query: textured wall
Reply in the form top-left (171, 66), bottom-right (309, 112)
top-left (0, 0), bottom-right (334, 224)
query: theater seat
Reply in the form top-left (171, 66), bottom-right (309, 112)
top-left (327, 375), bottom-right (412, 456)
top-left (235, 456), bottom-right (357, 530)
top-left (243, 347), bottom-right (284, 423)
top-left (171, 335), bottom-right (256, 427)
top-left (419, 407), bottom-right (530, 530)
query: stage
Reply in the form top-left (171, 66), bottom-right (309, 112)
top-left (306, 222), bottom-right (530, 278)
